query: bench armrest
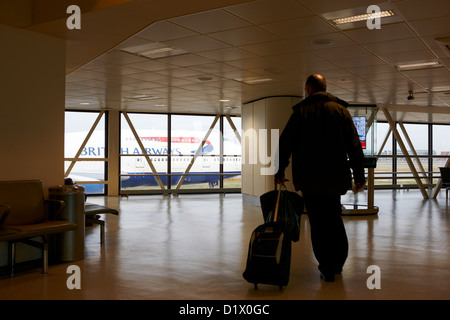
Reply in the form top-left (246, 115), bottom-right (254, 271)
top-left (45, 199), bottom-right (66, 220)
top-left (0, 204), bottom-right (11, 224)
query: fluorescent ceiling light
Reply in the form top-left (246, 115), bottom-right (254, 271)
top-left (137, 46), bottom-right (189, 59)
top-left (138, 47), bottom-right (174, 56)
top-left (396, 61), bottom-right (441, 70)
top-left (124, 94), bottom-right (160, 101)
top-left (428, 86), bottom-right (450, 93)
top-left (121, 42), bottom-right (188, 59)
top-left (332, 10), bottom-right (395, 25)
top-left (235, 77), bottom-right (273, 85)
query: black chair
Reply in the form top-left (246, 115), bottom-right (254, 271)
top-left (439, 167), bottom-right (450, 205)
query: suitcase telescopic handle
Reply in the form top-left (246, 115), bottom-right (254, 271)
top-left (273, 180), bottom-right (289, 222)
top-left (274, 187), bottom-right (282, 222)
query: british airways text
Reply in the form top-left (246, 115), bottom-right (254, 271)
top-left (81, 147), bottom-right (182, 156)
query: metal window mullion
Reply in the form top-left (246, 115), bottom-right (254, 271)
top-left (383, 108), bottom-right (429, 199)
top-left (393, 125), bottom-right (398, 187)
top-left (428, 123), bottom-right (433, 184)
top-left (167, 114), bottom-right (172, 190)
top-left (225, 114), bottom-right (241, 143)
top-left (220, 115), bottom-right (224, 189)
top-left (377, 127), bottom-right (392, 158)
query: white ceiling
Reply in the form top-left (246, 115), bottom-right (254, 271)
top-left (64, 0), bottom-right (450, 123)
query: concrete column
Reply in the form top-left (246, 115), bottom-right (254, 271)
top-left (108, 110), bottom-right (120, 196)
top-left (241, 96), bottom-right (301, 206)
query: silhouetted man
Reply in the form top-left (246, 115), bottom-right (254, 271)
top-left (275, 74), bottom-right (366, 282)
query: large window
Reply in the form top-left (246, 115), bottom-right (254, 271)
top-left (64, 111), bottom-right (107, 194)
top-left (375, 121), bottom-right (450, 189)
top-left (65, 110), bottom-right (447, 194)
top-left (171, 115), bottom-right (221, 190)
top-left (397, 123), bottom-right (429, 187)
top-left (119, 113), bottom-right (241, 194)
top-left (120, 113), bottom-right (168, 192)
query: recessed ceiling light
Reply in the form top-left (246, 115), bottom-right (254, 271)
top-left (313, 39), bottom-right (335, 46)
top-left (396, 61), bottom-right (441, 70)
top-left (80, 102), bottom-right (90, 105)
top-left (197, 76), bottom-right (213, 82)
top-left (331, 10), bottom-right (395, 25)
top-left (428, 86), bottom-right (450, 93)
top-left (220, 99), bottom-right (231, 102)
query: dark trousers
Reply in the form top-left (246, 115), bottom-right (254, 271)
top-left (304, 194), bottom-right (348, 275)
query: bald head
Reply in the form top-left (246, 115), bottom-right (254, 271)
top-left (305, 74), bottom-right (327, 96)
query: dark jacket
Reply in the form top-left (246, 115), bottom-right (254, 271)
top-left (275, 92), bottom-right (365, 196)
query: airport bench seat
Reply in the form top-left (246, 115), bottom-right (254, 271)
top-left (439, 167), bottom-right (450, 205)
top-left (85, 203), bottom-right (119, 245)
top-left (0, 180), bottom-right (77, 275)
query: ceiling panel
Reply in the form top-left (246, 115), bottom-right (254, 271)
top-left (289, 32), bottom-right (356, 50)
top-left (164, 35), bottom-right (231, 53)
top-left (224, 0), bottom-right (313, 24)
top-left (155, 54), bottom-right (214, 67)
top-left (377, 49), bottom-right (437, 65)
top-left (135, 21), bottom-right (197, 42)
top-left (63, 0), bottom-right (450, 122)
top-left (313, 44), bottom-right (373, 60)
top-left (260, 16), bottom-right (337, 38)
top-left (409, 15), bottom-right (450, 37)
top-left (364, 38), bottom-right (427, 55)
top-left (168, 9), bottom-right (251, 33)
top-left (208, 26), bottom-right (279, 46)
top-left (239, 39), bottom-right (304, 56)
top-left (300, 0), bottom-right (377, 15)
top-left (392, 0), bottom-right (450, 21)
top-left (344, 23), bottom-right (416, 44)
top-left (196, 47), bottom-right (257, 61)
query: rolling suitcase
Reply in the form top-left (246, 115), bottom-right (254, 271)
top-left (260, 184), bottom-right (303, 242)
top-left (243, 188), bottom-right (292, 289)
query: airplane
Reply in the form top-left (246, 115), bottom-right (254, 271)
top-left (65, 129), bottom-right (242, 193)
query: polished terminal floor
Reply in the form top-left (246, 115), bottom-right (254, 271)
top-left (0, 189), bottom-right (449, 300)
